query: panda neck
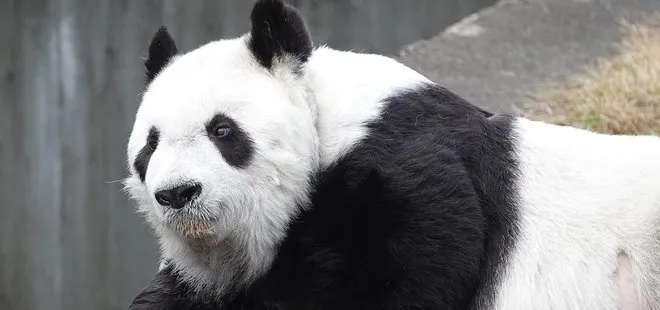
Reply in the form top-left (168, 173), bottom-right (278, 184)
top-left (304, 46), bottom-right (432, 168)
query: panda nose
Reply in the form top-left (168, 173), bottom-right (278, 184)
top-left (155, 183), bottom-right (202, 209)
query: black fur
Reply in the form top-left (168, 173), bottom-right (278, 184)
top-left (363, 84), bottom-right (521, 310)
top-left (205, 113), bottom-right (256, 169)
top-left (128, 84), bottom-right (521, 309)
top-left (247, 0), bottom-right (312, 72)
top-left (145, 26), bottom-right (178, 84)
top-left (134, 127), bottom-right (160, 182)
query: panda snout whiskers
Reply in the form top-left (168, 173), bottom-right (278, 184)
top-left (155, 183), bottom-right (202, 210)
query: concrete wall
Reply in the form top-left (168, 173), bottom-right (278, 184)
top-left (0, 0), bottom-right (495, 309)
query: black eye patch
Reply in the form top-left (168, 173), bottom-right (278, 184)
top-left (205, 113), bottom-right (255, 168)
top-left (134, 127), bottom-right (160, 182)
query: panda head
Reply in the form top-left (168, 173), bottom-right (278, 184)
top-left (124, 0), bottom-right (318, 278)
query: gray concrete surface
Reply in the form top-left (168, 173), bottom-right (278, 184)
top-left (397, 0), bottom-right (660, 114)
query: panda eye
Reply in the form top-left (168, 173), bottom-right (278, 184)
top-left (213, 125), bottom-right (231, 138)
top-left (147, 138), bottom-right (158, 150)
top-left (146, 130), bottom-right (159, 150)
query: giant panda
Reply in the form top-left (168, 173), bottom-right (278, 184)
top-left (123, 0), bottom-right (660, 309)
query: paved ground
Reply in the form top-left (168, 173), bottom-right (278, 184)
top-left (397, 0), bottom-right (660, 114)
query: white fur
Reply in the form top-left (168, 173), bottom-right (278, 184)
top-left (492, 118), bottom-right (660, 309)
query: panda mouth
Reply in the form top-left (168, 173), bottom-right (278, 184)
top-left (163, 206), bottom-right (220, 238)
top-left (165, 216), bottom-right (219, 238)
top-left (171, 219), bottom-right (216, 238)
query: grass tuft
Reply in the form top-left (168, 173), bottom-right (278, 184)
top-left (524, 13), bottom-right (660, 135)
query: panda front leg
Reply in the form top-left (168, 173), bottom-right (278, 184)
top-left (128, 262), bottom-right (219, 310)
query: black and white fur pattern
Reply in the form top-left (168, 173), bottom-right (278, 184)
top-left (124, 0), bottom-right (660, 309)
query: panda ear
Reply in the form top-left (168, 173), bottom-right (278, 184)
top-left (248, 0), bottom-right (312, 72)
top-left (145, 26), bottom-right (178, 84)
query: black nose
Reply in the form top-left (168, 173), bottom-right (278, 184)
top-left (155, 183), bottom-right (202, 209)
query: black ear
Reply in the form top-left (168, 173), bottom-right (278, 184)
top-left (145, 26), bottom-right (178, 84)
top-left (248, 0), bottom-right (312, 72)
